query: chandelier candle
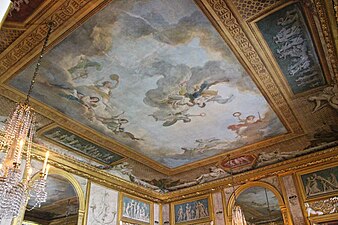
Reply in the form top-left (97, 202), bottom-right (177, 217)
top-left (0, 22), bottom-right (54, 221)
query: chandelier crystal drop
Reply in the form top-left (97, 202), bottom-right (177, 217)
top-left (0, 22), bottom-right (53, 222)
top-left (232, 205), bottom-right (247, 225)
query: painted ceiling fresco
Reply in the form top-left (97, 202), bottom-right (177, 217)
top-left (9, 0), bottom-right (287, 168)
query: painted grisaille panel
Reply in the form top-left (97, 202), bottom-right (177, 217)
top-left (257, 3), bottom-right (326, 94)
top-left (42, 126), bottom-right (124, 165)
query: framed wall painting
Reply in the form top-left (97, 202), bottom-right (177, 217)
top-left (251, 2), bottom-right (329, 96)
top-left (171, 194), bottom-right (213, 225)
top-left (38, 124), bottom-right (124, 165)
top-left (119, 193), bottom-right (154, 225)
top-left (296, 164), bottom-right (338, 200)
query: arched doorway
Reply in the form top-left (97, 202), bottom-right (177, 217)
top-left (22, 168), bottom-right (85, 225)
top-left (227, 181), bottom-right (291, 225)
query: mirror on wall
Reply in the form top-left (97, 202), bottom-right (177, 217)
top-left (236, 186), bottom-right (284, 225)
top-left (23, 174), bottom-right (79, 225)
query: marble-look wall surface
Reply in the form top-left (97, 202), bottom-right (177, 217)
top-left (282, 175), bottom-right (306, 225)
top-left (162, 204), bottom-right (170, 225)
top-left (154, 204), bottom-right (160, 224)
top-left (87, 182), bottom-right (119, 225)
top-left (212, 192), bottom-right (225, 225)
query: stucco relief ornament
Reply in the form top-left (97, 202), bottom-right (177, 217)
top-left (308, 84), bottom-right (338, 112)
top-left (305, 197), bottom-right (338, 217)
top-left (90, 191), bottom-right (117, 224)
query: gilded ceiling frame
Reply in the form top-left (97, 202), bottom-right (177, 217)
top-left (0, 0), bottom-right (336, 175)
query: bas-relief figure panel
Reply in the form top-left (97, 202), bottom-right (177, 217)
top-left (257, 3), bottom-right (326, 94)
top-left (87, 183), bottom-right (118, 225)
top-left (41, 126), bottom-right (124, 165)
top-left (10, 0), bottom-right (286, 168)
top-left (122, 195), bottom-right (151, 224)
top-left (173, 198), bottom-right (210, 224)
top-left (300, 166), bottom-right (338, 199)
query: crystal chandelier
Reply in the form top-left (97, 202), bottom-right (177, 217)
top-left (0, 22), bottom-right (53, 222)
top-left (227, 155), bottom-right (247, 225)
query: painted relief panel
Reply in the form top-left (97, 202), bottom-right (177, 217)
top-left (121, 194), bottom-right (152, 224)
top-left (300, 166), bottom-right (338, 199)
top-left (10, 0), bottom-right (286, 168)
top-left (172, 196), bottom-right (211, 224)
top-left (87, 183), bottom-right (118, 225)
top-left (305, 196), bottom-right (338, 217)
top-left (256, 3), bottom-right (326, 94)
top-left (40, 126), bottom-right (124, 165)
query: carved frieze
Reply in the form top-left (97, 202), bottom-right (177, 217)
top-left (305, 196), bottom-right (338, 217)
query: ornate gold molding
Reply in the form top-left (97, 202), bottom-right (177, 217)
top-left (0, 0), bottom-right (308, 175)
top-left (306, 197), bottom-right (338, 216)
top-left (162, 146), bottom-right (338, 202)
top-left (313, 0), bottom-right (338, 82)
top-left (226, 181), bottom-right (290, 225)
top-left (231, 0), bottom-right (279, 20)
top-left (201, 0), bottom-right (302, 135)
top-left (30, 143), bottom-right (163, 203)
top-left (0, 0), bottom-right (109, 81)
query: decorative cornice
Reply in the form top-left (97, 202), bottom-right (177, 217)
top-left (313, 0), bottom-right (338, 82)
top-left (161, 145), bottom-right (338, 202)
top-left (204, 0), bottom-right (302, 134)
top-left (0, 0), bottom-right (97, 81)
top-left (30, 143), bottom-right (164, 203)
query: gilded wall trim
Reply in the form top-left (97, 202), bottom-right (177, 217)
top-left (30, 143), bottom-right (163, 203)
top-left (3, 130), bottom-right (335, 204)
top-left (162, 146), bottom-right (338, 202)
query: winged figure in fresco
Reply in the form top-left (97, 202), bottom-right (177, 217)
top-left (165, 80), bottom-right (233, 109)
top-left (149, 79), bottom-right (234, 127)
top-left (149, 109), bottom-right (206, 127)
top-left (181, 138), bottom-right (230, 153)
top-left (56, 66), bottom-right (141, 141)
top-left (68, 55), bottom-right (102, 80)
top-left (227, 112), bottom-right (262, 138)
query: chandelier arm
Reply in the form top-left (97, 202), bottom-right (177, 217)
top-left (25, 22), bottom-right (54, 103)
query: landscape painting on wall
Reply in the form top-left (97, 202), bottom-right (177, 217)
top-left (256, 3), bottom-right (326, 94)
top-left (172, 195), bottom-right (211, 224)
top-left (300, 166), bottom-right (338, 199)
top-left (40, 126), bottom-right (124, 165)
top-left (121, 194), bottom-right (152, 224)
top-left (10, 0), bottom-right (287, 168)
